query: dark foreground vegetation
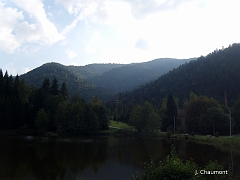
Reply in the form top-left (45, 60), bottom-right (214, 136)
top-left (133, 146), bottom-right (236, 180)
top-left (0, 73), bottom-right (109, 135)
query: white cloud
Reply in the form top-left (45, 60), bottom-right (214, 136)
top-left (61, 14), bottom-right (82, 36)
top-left (59, 0), bottom-right (110, 35)
top-left (0, 0), bottom-right (64, 54)
top-left (66, 49), bottom-right (77, 59)
top-left (0, 1), bottom-right (23, 53)
top-left (13, 0), bottom-right (64, 44)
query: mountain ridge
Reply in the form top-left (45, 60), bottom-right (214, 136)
top-left (20, 58), bottom-right (193, 101)
top-left (115, 43), bottom-right (240, 109)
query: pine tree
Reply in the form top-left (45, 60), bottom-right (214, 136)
top-left (50, 78), bottom-right (59, 96)
top-left (60, 82), bottom-right (69, 100)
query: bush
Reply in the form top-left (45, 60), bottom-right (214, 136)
top-left (132, 146), bottom-right (235, 180)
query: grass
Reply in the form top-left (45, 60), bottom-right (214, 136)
top-left (109, 120), bottom-right (131, 129)
top-left (187, 135), bottom-right (240, 154)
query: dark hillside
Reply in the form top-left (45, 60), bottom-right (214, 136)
top-left (20, 62), bottom-right (114, 101)
top-left (66, 63), bottom-right (125, 79)
top-left (91, 58), bottom-right (193, 92)
top-left (116, 43), bottom-right (240, 107)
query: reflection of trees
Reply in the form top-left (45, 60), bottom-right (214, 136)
top-left (0, 137), bottom-right (111, 180)
top-left (0, 136), bottom-right (240, 179)
top-left (109, 137), bottom-right (173, 167)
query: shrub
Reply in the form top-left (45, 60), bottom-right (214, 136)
top-left (132, 146), bottom-right (235, 180)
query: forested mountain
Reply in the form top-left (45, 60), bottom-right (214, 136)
top-left (20, 63), bottom-right (114, 101)
top-left (20, 58), bottom-right (192, 101)
top-left (115, 43), bottom-right (240, 108)
top-left (66, 63), bottom-right (124, 79)
top-left (91, 58), bottom-right (194, 92)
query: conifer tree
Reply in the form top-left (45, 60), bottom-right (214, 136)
top-left (60, 82), bottom-right (69, 100)
top-left (50, 78), bottom-right (59, 96)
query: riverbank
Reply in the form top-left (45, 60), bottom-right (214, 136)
top-left (107, 120), bottom-right (240, 152)
top-left (186, 135), bottom-right (240, 153)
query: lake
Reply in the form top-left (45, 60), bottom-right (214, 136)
top-left (0, 136), bottom-right (239, 179)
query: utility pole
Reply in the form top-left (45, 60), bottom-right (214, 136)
top-left (116, 100), bottom-right (119, 124)
top-left (174, 116), bottom-right (175, 134)
top-left (229, 109), bottom-right (232, 136)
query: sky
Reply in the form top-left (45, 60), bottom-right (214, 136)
top-left (0, 0), bottom-right (239, 75)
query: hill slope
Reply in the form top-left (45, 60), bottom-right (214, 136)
top-left (116, 43), bottom-right (240, 107)
top-left (20, 58), bottom-right (192, 101)
top-left (20, 62), bottom-right (115, 101)
top-left (90, 58), bottom-right (194, 92)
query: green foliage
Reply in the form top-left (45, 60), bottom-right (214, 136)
top-left (0, 70), bottom-right (29, 130)
top-left (0, 72), bottom-right (110, 135)
top-left (133, 146), bottom-right (198, 180)
top-left (118, 43), bottom-right (240, 109)
top-left (185, 96), bottom-right (223, 134)
top-left (197, 160), bottom-right (233, 180)
top-left (199, 107), bottom-right (229, 135)
top-left (20, 59), bottom-right (192, 101)
top-left (91, 58), bottom-right (192, 93)
top-left (19, 62), bottom-right (114, 102)
top-left (50, 78), bottom-right (59, 96)
top-left (35, 109), bottom-right (48, 135)
top-left (129, 101), bottom-right (161, 132)
top-left (60, 82), bottom-right (69, 100)
top-left (133, 146), bottom-right (234, 180)
top-left (162, 92), bottom-right (179, 131)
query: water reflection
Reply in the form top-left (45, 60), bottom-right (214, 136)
top-left (0, 136), bottom-right (239, 179)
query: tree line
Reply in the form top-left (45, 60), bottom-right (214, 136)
top-left (112, 91), bottom-right (240, 136)
top-left (0, 70), bottom-right (109, 135)
top-left (115, 43), bottom-right (240, 108)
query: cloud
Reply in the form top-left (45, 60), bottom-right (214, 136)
top-left (13, 0), bottom-right (64, 44)
top-left (135, 38), bottom-right (149, 51)
top-left (66, 49), bottom-right (77, 58)
top-left (122, 0), bottom-right (193, 19)
top-left (0, 1), bottom-right (23, 53)
top-left (0, 0), bottom-right (64, 54)
top-left (58, 0), bottom-right (110, 35)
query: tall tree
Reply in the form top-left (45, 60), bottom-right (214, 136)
top-left (60, 82), bottom-right (69, 100)
top-left (162, 92), bottom-right (178, 131)
top-left (35, 108), bottom-right (49, 135)
top-left (129, 101), bottom-right (161, 132)
top-left (50, 78), bottom-right (59, 96)
top-left (0, 69), bottom-right (4, 96)
top-left (185, 96), bottom-right (220, 134)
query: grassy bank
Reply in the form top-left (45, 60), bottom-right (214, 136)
top-left (187, 135), bottom-right (240, 151)
top-left (109, 120), bottom-right (132, 129)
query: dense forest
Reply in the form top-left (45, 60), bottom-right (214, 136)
top-left (114, 44), bottom-right (240, 107)
top-left (1, 43), bottom-right (240, 136)
top-left (20, 63), bottom-right (115, 102)
top-left (90, 58), bottom-right (194, 92)
top-left (20, 58), bottom-right (192, 101)
top-left (0, 72), bottom-right (109, 135)
top-left (108, 43), bottom-right (240, 135)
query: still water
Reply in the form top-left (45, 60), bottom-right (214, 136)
top-left (0, 136), bottom-right (239, 180)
